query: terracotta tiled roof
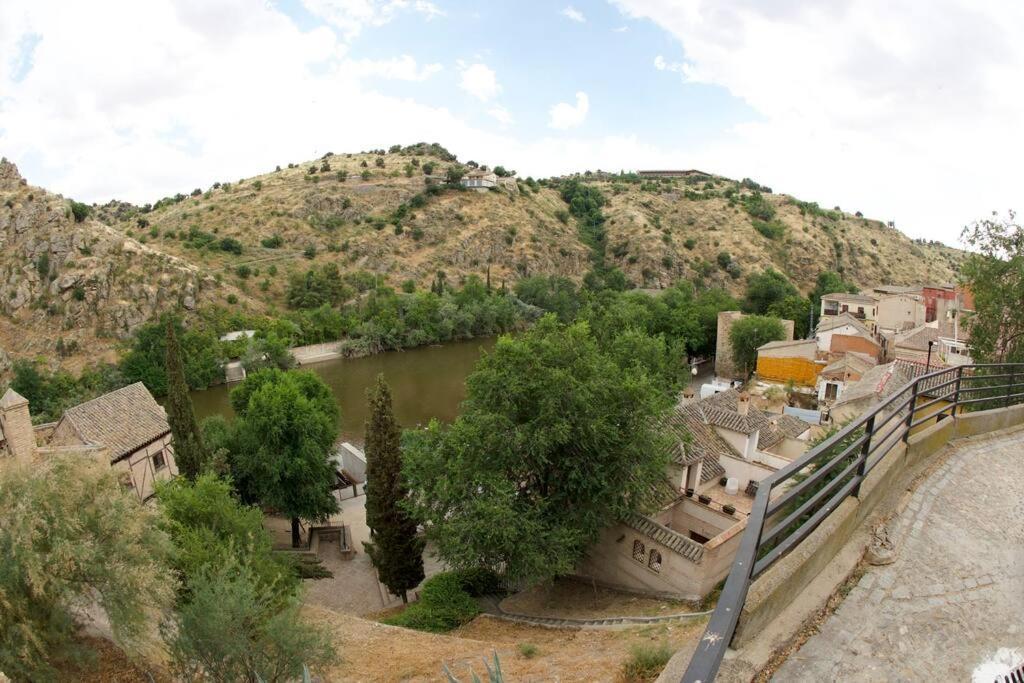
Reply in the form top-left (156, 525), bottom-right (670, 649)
top-left (821, 292), bottom-right (877, 304)
top-left (61, 382), bottom-right (169, 462)
top-left (621, 511), bottom-right (705, 562)
top-left (775, 414), bottom-right (811, 439)
top-left (816, 312), bottom-right (874, 338)
top-left (895, 325), bottom-right (941, 351)
top-left (700, 457), bottom-right (725, 483)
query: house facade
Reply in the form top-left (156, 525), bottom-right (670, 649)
top-left (820, 292), bottom-right (878, 330)
top-left (716, 311), bottom-right (796, 380)
top-left (460, 169), bottom-right (497, 189)
top-left (576, 389), bottom-right (811, 600)
top-left (1, 383), bottom-right (177, 502)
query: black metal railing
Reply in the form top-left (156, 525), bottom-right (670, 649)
top-left (682, 362), bottom-right (1024, 682)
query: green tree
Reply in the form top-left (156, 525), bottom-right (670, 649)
top-left (362, 376), bottom-right (425, 602)
top-left (403, 316), bottom-right (672, 582)
top-left (229, 370), bottom-right (340, 547)
top-left (513, 275), bottom-right (581, 323)
top-left (768, 294), bottom-right (813, 339)
top-left (166, 560), bottom-right (332, 683)
top-left (0, 457), bottom-right (174, 682)
top-left (156, 474), bottom-right (297, 601)
top-left (730, 315), bottom-right (786, 377)
top-left (960, 211), bottom-right (1024, 362)
top-left (810, 270), bottom-right (859, 310)
top-left (120, 317), bottom-right (223, 396)
top-left (165, 319), bottom-right (210, 480)
top-left (743, 268), bottom-right (798, 314)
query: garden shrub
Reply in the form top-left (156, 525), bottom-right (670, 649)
top-left (382, 572), bottom-right (480, 633)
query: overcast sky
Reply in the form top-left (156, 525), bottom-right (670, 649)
top-left (1, 0), bottom-right (1021, 245)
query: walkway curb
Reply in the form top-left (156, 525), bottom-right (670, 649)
top-left (477, 596), bottom-right (712, 630)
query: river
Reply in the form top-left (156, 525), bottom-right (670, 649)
top-left (190, 337), bottom-right (497, 444)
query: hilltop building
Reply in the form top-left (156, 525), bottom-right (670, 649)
top-left (461, 169), bottom-right (496, 190)
top-left (0, 383), bottom-right (177, 501)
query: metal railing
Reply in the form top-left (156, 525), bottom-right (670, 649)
top-left (682, 362), bottom-right (1024, 682)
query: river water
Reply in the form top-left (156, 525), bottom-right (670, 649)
top-left (190, 337), bottom-right (497, 444)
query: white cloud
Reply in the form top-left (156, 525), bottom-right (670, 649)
top-left (301, 0), bottom-right (444, 40)
top-left (487, 106), bottom-right (514, 127)
top-left (613, 25), bottom-right (629, 32)
top-left (342, 55), bottom-right (442, 81)
top-left (653, 55), bottom-right (685, 74)
top-left (1, 0), bottom-right (677, 204)
top-left (561, 6), bottom-right (585, 22)
top-left (457, 62), bottom-right (501, 101)
top-left (548, 92), bottom-right (590, 129)
top-left (613, 0), bottom-right (1024, 243)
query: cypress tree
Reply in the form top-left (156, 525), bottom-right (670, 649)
top-left (362, 375), bottom-right (424, 602)
top-left (164, 318), bottom-right (209, 480)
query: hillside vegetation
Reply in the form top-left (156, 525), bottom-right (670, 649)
top-left (0, 144), bottom-right (963, 371)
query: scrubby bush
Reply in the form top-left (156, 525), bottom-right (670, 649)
top-left (303, 245), bottom-right (317, 259)
top-left (422, 162), bottom-right (435, 175)
top-left (753, 219), bottom-right (786, 240)
top-left (620, 642), bottom-right (673, 682)
top-left (218, 237), bottom-right (243, 254)
top-left (70, 200), bottom-right (91, 223)
top-left (226, 294), bottom-right (238, 304)
top-left (361, 170), bottom-right (371, 180)
top-left (741, 192), bottom-right (776, 221)
top-left (382, 572), bottom-right (481, 633)
top-left (716, 251), bottom-right (732, 269)
top-left (375, 157), bottom-right (385, 168)
top-left (336, 170), bottom-right (348, 182)
top-left (236, 265), bottom-right (251, 279)
top-left (261, 234), bottom-right (283, 249)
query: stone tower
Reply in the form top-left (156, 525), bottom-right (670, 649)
top-left (0, 388), bottom-right (36, 462)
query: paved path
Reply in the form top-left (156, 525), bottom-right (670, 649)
top-left (773, 427), bottom-right (1024, 682)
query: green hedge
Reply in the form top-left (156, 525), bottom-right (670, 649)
top-left (382, 572), bottom-right (482, 633)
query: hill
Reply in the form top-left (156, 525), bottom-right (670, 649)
top-left (0, 145), bottom-right (964, 371)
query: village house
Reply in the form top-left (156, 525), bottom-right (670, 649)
top-left (814, 312), bottom-right (881, 359)
top-left (0, 383), bottom-right (177, 502)
top-left (820, 292), bottom-right (879, 330)
top-left (874, 291), bottom-right (926, 334)
top-left (460, 168), bottom-right (497, 190)
top-left (576, 389), bottom-right (811, 600)
top-left (893, 324), bottom-right (972, 367)
top-left (754, 338), bottom-right (822, 388)
top-left (816, 351), bottom-right (877, 405)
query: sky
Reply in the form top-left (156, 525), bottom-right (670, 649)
top-left (1, 0), bottom-right (1021, 246)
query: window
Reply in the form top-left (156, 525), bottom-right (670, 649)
top-left (632, 540), bottom-right (646, 563)
top-left (689, 531), bottom-right (711, 544)
top-left (825, 383), bottom-right (839, 401)
top-left (648, 549), bottom-right (662, 573)
top-left (152, 450), bottom-right (166, 471)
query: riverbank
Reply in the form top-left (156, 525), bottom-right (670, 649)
top-left (192, 336), bottom-right (499, 442)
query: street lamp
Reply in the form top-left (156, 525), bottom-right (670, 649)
top-left (925, 340), bottom-right (936, 371)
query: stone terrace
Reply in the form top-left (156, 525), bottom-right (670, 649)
top-left (772, 426), bottom-right (1024, 681)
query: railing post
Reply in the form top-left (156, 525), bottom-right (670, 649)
top-left (903, 380), bottom-right (919, 443)
top-left (853, 414), bottom-right (873, 499)
top-left (952, 365), bottom-right (964, 417)
top-left (1007, 366), bottom-right (1016, 408)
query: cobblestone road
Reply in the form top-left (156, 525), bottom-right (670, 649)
top-left (773, 427), bottom-right (1024, 682)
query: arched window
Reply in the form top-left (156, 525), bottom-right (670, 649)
top-left (632, 539), bottom-right (646, 563)
top-left (648, 549), bottom-right (662, 573)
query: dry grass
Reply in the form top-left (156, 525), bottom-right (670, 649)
top-left (306, 605), bottom-right (705, 682)
top-left (499, 577), bottom-right (697, 619)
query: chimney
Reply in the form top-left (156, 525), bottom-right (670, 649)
top-left (737, 392), bottom-right (751, 417)
top-left (0, 388), bottom-right (36, 463)
top-left (681, 387), bottom-right (696, 404)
